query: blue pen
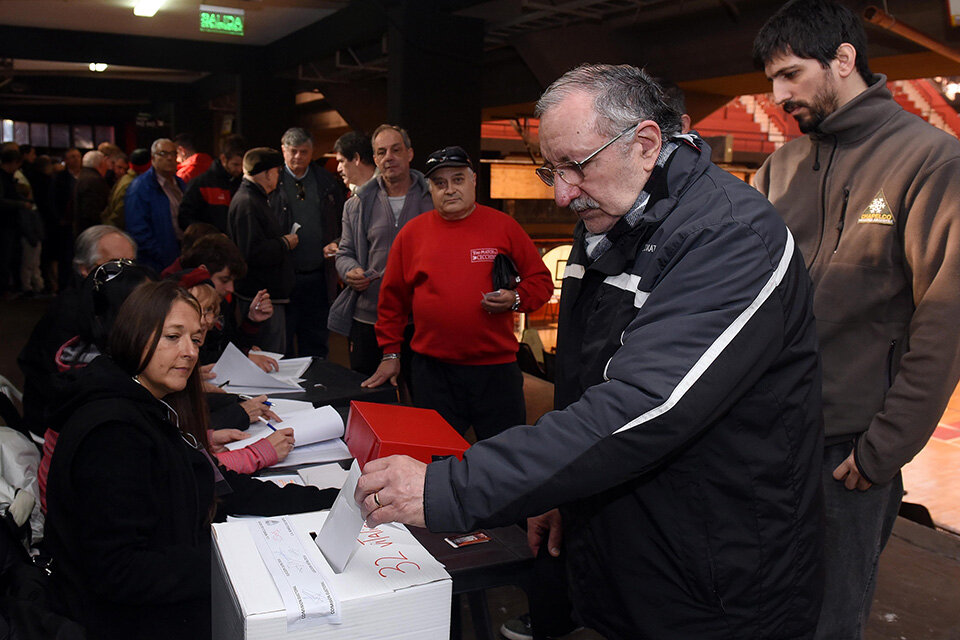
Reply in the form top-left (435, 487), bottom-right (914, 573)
top-left (239, 394), bottom-right (272, 407)
top-left (258, 416), bottom-right (277, 431)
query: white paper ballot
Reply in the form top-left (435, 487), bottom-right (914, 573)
top-left (224, 405), bottom-right (344, 451)
top-left (211, 343), bottom-right (302, 391)
top-left (314, 460), bottom-right (364, 573)
top-left (248, 516), bottom-right (341, 628)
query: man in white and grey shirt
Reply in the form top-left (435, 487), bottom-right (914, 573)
top-left (329, 124), bottom-right (432, 376)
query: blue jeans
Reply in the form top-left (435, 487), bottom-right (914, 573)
top-left (815, 441), bottom-right (903, 639)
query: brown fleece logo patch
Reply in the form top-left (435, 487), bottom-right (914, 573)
top-left (857, 190), bottom-right (894, 226)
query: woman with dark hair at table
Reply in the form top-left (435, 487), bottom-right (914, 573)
top-left (44, 280), bottom-right (335, 639)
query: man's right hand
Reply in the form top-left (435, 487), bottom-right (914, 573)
top-left (361, 358), bottom-right (400, 388)
top-left (283, 233), bottom-right (300, 250)
top-left (345, 267), bottom-right (372, 292)
top-left (527, 509), bottom-right (563, 557)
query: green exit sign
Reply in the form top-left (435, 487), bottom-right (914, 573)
top-left (199, 4), bottom-right (244, 36)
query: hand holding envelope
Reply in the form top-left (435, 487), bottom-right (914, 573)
top-left (353, 455), bottom-right (428, 528)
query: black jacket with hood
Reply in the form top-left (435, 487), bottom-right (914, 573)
top-left (44, 356), bottom-right (335, 640)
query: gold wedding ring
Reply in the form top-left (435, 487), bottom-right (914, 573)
top-left (374, 492), bottom-right (382, 508)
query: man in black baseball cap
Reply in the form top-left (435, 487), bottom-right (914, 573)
top-left (226, 146), bottom-right (298, 352)
top-left (422, 145), bottom-right (471, 178)
top-left (362, 144), bottom-right (553, 444)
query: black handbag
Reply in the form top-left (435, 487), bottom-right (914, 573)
top-left (492, 253), bottom-right (520, 290)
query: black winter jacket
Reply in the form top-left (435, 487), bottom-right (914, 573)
top-left (44, 356), bottom-right (336, 639)
top-left (227, 178), bottom-right (295, 300)
top-left (178, 159), bottom-right (240, 234)
top-left (271, 164), bottom-right (344, 302)
top-left (424, 139), bottom-right (824, 639)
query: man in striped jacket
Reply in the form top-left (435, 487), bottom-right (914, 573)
top-left (356, 64), bottom-right (825, 639)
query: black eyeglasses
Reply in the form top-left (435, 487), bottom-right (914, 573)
top-left (536, 123), bottom-right (638, 187)
top-left (92, 258), bottom-right (135, 292)
top-left (154, 150), bottom-right (176, 159)
top-left (295, 180), bottom-right (305, 201)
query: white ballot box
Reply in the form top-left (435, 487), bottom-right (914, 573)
top-left (212, 511), bottom-right (451, 640)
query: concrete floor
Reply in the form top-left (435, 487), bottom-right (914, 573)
top-left (4, 295), bottom-right (960, 639)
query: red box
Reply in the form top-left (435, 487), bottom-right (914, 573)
top-left (345, 401), bottom-right (470, 467)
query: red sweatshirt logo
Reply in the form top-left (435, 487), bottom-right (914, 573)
top-left (200, 187), bottom-right (231, 205)
top-left (470, 248), bottom-right (498, 263)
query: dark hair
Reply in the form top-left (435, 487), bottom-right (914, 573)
top-left (108, 280), bottom-right (209, 449)
top-left (181, 234), bottom-right (247, 279)
top-left (220, 134), bottom-right (247, 160)
top-left (173, 133), bottom-right (196, 152)
top-left (334, 131), bottom-right (374, 166)
top-left (536, 64), bottom-right (682, 138)
top-left (19, 144), bottom-right (33, 156)
top-left (0, 146), bottom-right (20, 165)
top-left (753, 0), bottom-right (873, 85)
top-left (181, 223), bottom-right (221, 254)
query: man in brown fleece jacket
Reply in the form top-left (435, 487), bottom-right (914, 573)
top-left (753, 2), bottom-right (960, 638)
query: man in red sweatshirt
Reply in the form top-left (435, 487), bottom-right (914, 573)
top-left (362, 146), bottom-right (552, 440)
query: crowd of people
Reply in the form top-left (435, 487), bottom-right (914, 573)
top-left (3, 0), bottom-right (960, 638)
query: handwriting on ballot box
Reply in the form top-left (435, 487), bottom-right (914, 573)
top-left (213, 511), bottom-right (451, 640)
top-left (358, 525), bottom-right (423, 579)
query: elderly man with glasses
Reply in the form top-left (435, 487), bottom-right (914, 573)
top-left (124, 138), bottom-right (186, 272)
top-left (355, 64), bottom-right (825, 639)
top-left (362, 146), bottom-right (552, 441)
top-left (270, 127), bottom-right (344, 358)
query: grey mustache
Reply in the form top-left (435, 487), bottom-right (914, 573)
top-left (569, 196), bottom-right (600, 212)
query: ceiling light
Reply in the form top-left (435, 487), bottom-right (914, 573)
top-left (133, 0), bottom-right (165, 17)
top-left (88, 63), bottom-right (108, 73)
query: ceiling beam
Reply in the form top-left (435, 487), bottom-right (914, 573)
top-left (264, 0), bottom-right (389, 73)
top-left (0, 75), bottom-right (190, 103)
top-left (0, 25), bottom-right (251, 73)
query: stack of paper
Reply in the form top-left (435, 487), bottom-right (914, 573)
top-left (227, 404), bottom-right (350, 468)
top-left (211, 343), bottom-right (312, 395)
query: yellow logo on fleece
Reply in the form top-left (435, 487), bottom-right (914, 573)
top-left (857, 190), bottom-right (894, 225)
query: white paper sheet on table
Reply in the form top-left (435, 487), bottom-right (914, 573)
top-left (224, 405), bottom-right (344, 451)
top-left (275, 439), bottom-right (351, 468)
top-left (297, 463), bottom-right (350, 490)
top-left (211, 343), bottom-right (302, 391)
top-left (274, 357), bottom-right (312, 380)
top-left (269, 398), bottom-right (315, 418)
top-left (314, 460), bottom-right (363, 573)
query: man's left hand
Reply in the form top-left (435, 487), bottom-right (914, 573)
top-left (833, 450), bottom-right (873, 491)
top-left (355, 455), bottom-right (427, 527)
top-left (481, 289), bottom-right (516, 314)
top-left (247, 289), bottom-right (274, 323)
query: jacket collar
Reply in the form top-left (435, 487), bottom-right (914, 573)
top-left (368, 169), bottom-right (428, 201)
top-left (240, 176), bottom-right (269, 198)
top-left (812, 74), bottom-right (898, 145)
